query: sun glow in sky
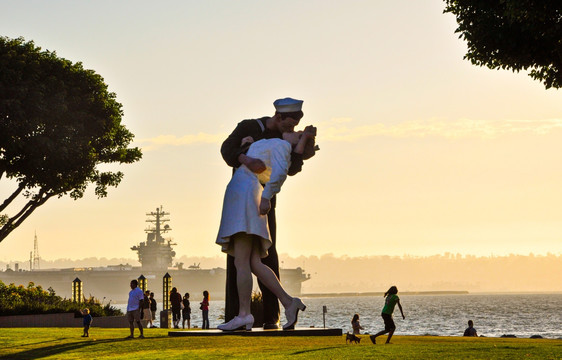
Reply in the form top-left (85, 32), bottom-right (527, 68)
top-left (1, 1), bottom-right (561, 262)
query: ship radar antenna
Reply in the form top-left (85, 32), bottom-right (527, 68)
top-left (32, 231), bottom-right (40, 270)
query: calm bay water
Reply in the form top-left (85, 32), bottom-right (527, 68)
top-left (116, 293), bottom-right (562, 339)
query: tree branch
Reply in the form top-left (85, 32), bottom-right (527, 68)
top-left (8, 196), bottom-right (36, 223)
top-left (0, 183), bottom-right (26, 213)
top-left (0, 191), bottom-right (54, 244)
top-left (11, 193), bottom-right (52, 229)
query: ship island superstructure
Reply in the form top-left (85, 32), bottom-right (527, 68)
top-left (131, 207), bottom-right (176, 270)
top-left (0, 207), bottom-right (310, 302)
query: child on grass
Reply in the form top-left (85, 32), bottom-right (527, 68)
top-left (82, 308), bottom-right (92, 337)
top-left (351, 314), bottom-right (364, 335)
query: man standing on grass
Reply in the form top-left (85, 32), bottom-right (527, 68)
top-left (126, 279), bottom-right (145, 339)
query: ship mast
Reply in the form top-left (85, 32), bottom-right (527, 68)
top-left (146, 206), bottom-right (171, 243)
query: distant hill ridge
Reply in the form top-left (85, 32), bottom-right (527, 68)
top-left (303, 291), bottom-right (469, 297)
top-left (2, 253), bottom-right (560, 293)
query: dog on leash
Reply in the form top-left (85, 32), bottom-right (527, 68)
top-left (346, 332), bottom-right (361, 344)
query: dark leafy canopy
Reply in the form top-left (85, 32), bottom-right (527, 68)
top-left (0, 37), bottom-right (142, 242)
top-left (444, 0), bottom-right (562, 89)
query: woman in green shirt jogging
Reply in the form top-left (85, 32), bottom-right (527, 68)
top-left (370, 286), bottom-right (405, 344)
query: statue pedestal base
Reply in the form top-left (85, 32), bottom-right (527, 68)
top-left (169, 327), bottom-right (342, 337)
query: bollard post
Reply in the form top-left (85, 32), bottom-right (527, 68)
top-left (72, 278), bottom-right (83, 303)
top-left (162, 272), bottom-right (171, 310)
top-left (138, 275), bottom-right (147, 293)
top-left (160, 272), bottom-right (172, 328)
top-left (138, 275), bottom-right (148, 327)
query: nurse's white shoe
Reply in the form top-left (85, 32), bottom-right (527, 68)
top-left (217, 314), bottom-right (254, 331)
top-left (283, 298), bottom-right (306, 330)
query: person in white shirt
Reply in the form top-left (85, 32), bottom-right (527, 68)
top-left (126, 279), bottom-right (145, 339)
top-left (216, 128), bottom-right (314, 331)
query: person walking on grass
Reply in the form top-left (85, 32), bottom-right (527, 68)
top-left (370, 286), bottom-right (405, 344)
top-left (126, 279), bottom-right (145, 339)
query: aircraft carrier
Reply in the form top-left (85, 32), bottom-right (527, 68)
top-left (0, 207), bottom-right (310, 303)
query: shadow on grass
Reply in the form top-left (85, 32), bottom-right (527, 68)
top-left (0, 338), bottom-right (130, 360)
top-left (291, 346), bottom-right (339, 355)
top-left (19, 338), bottom-right (69, 347)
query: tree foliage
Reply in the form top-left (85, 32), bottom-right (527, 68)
top-left (0, 37), bottom-right (142, 242)
top-left (444, 0), bottom-right (562, 89)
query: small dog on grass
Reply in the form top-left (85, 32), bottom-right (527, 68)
top-left (345, 332), bottom-right (361, 344)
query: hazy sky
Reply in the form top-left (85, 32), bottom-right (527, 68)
top-left (1, 1), bottom-right (561, 262)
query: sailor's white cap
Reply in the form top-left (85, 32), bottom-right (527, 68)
top-left (273, 97), bottom-right (304, 113)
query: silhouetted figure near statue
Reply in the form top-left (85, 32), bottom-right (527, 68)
top-left (149, 292), bottom-right (157, 328)
top-left (182, 292), bottom-right (191, 329)
top-left (200, 290), bottom-right (210, 329)
top-left (220, 97), bottom-right (316, 329)
top-left (370, 286), bottom-right (405, 344)
top-left (463, 320), bottom-right (478, 337)
top-left (142, 290), bottom-right (152, 328)
top-left (170, 287), bottom-right (182, 329)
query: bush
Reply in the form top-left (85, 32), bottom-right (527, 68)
top-left (0, 280), bottom-right (122, 317)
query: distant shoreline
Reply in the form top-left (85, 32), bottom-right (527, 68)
top-left (302, 290), bottom-right (469, 297)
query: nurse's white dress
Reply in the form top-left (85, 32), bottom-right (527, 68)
top-left (216, 138), bottom-right (292, 258)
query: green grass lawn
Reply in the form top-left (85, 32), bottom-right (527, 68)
top-left (0, 328), bottom-right (560, 359)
